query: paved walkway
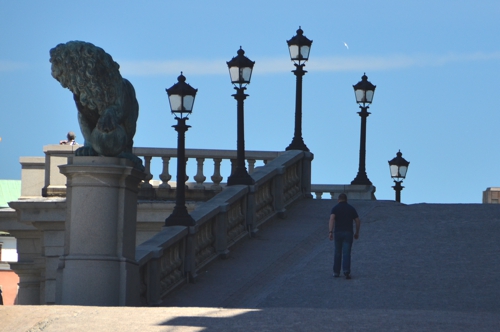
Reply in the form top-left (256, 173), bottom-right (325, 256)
top-left (2, 199), bottom-right (500, 331)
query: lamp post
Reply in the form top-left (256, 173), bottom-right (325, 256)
top-left (351, 73), bottom-right (376, 185)
top-left (286, 26), bottom-right (312, 152)
top-left (226, 47), bottom-right (255, 186)
top-left (388, 150), bottom-right (410, 203)
top-left (165, 72), bottom-right (197, 227)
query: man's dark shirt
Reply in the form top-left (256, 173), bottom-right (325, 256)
top-left (331, 201), bottom-right (359, 233)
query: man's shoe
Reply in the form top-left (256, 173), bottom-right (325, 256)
top-left (333, 274), bottom-right (340, 278)
top-left (345, 273), bottom-right (351, 280)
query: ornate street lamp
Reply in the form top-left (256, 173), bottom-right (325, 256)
top-left (351, 73), bottom-right (376, 185)
top-left (226, 47), bottom-right (255, 186)
top-left (388, 150), bottom-right (410, 203)
top-left (286, 26), bottom-right (313, 151)
top-left (165, 72), bottom-right (197, 227)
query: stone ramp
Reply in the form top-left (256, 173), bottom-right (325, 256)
top-left (2, 199), bottom-right (500, 331)
top-left (162, 199), bottom-right (500, 312)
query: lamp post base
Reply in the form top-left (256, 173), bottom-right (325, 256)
top-left (165, 205), bottom-right (196, 227)
top-left (351, 172), bottom-right (372, 186)
top-left (227, 167), bottom-right (255, 186)
top-left (286, 136), bottom-right (309, 152)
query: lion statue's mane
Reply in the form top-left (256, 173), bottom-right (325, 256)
top-left (50, 41), bottom-right (143, 170)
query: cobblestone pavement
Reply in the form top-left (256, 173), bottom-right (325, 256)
top-left (2, 199), bottom-right (500, 331)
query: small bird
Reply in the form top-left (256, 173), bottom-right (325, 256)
top-left (344, 42), bottom-right (349, 50)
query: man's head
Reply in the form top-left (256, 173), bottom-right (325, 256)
top-left (67, 132), bottom-right (76, 141)
top-left (338, 193), bottom-right (348, 202)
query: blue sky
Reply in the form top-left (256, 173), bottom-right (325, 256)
top-left (1, 1), bottom-right (499, 204)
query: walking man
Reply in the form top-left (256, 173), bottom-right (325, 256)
top-left (328, 193), bottom-right (361, 279)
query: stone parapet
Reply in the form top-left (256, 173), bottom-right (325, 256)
top-left (35, 145), bottom-right (283, 198)
top-left (311, 184), bottom-right (376, 200)
top-left (136, 150), bottom-right (311, 305)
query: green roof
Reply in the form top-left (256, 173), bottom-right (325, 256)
top-left (0, 180), bottom-right (21, 208)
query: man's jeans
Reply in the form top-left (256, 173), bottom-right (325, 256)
top-left (333, 231), bottom-right (354, 275)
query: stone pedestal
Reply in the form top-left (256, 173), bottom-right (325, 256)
top-left (58, 157), bottom-right (144, 306)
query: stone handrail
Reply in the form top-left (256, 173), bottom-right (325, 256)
top-left (311, 184), bottom-right (376, 200)
top-left (39, 145), bottom-right (283, 197)
top-left (136, 150), bottom-right (313, 305)
top-left (24, 146), bottom-right (374, 201)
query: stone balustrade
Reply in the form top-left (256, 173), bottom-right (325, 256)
top-left (22, 146), bottom-right (375, 201)
top-left (38, 145), bottom-right (283, 198)
top-left (136, 150), bottom-right (312, 305)
top-left (311, 184), bottom-right (376, 200)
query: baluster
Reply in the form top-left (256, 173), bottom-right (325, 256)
top-left (211, 158), bottom-right (223, 191)
top-left (194, 158), bottom-right (206, 189)
top-left (159, 156), bottom-right (171, 189)
top-left (329, 192), bottom-right (335, 199)
top-left (141, 156), bottom-right (153, 188)
top-left (315, 192), bottom-right (323, 199)
top-left (263, 159), bottom-right (268, 165)
top-left (247, 159), bottom-right (256, 174)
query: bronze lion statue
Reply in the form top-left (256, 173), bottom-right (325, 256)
top-left (50, 41), bottom-right (143, 170)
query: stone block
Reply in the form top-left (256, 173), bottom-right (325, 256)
top-left (483, 187), bottom-right (500, 204)
top-left (20, 157), bottom-right (45, 198)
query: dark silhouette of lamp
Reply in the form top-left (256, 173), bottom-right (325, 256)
top-left (165, 72), bottom-right (197, 227)
top-left (351, 73), bottom-right (376, 185)
top-left (285, 26), bottom-right (313, 152)
top-left (388, 150), bottom-right (410, 203)
top-left (226, 47), bottom-right (255, 186)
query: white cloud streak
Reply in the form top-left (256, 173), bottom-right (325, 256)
top-left (118, 51), bottom-right (500, 77)
top-left (308, 52), bottom-right (500, 72)
top-left (2, 52), bottom-right (499, 75)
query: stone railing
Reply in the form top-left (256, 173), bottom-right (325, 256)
top-left (37, 145), bottom-right (282, 198)
top-left (135, 150), bottom-right (312, 306)
top-left (22, 146), bottom-right (375, 201)
top-left (311, 184), bottom-right (376, 200)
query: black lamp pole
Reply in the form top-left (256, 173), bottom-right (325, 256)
top-left (286, 63), bottom-right (308, 151)
top-left (228, 86), bottom-right (254, 185)
top-left (227, 47), bottom-right (255, 186)
top-left (351, 73), bottom-right (376, 186)
top-left (165, 117), bottom-right (195, 226)
top-left (351, 105), bottom-right (372, 185)
top-left (392, 181), bottom-right (404, 203)
top-left (286, 27), bottom-right (312, 152)
top-left (165, 73), bottom-right (197, 227)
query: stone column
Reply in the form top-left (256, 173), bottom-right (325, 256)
top-left (58, 156), bottom-right (144, 306)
